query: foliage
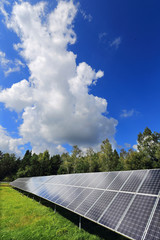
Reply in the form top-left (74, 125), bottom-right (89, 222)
top-left (0, 127), bottom-right (160, 181)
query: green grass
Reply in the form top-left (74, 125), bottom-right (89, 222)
top-left (0, 182), bottom-right (10, 187)
top-left (0, 187), bottom-right (127, 240)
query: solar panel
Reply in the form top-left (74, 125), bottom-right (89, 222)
top-left (144, 199), bottom-right (160, 240)
top-left (99, 192), bottom-right (134, 229)
top-left (107, 171), bottom-right (132, 190)
top-left (138, 169), bottom-right (160, 195)
top-left (11, 169), bottom-right (160, 240)
top-left (121, 170), bottom-right (147, 192)
top-left (67, 188), bottom-right (93, 211)
top-left (75, 189), bottom-right (104, 215)
top-left (117, 195), bottom-right (157, 240)
top-left (95, 171), bottom-right (119, 189)
top-left (60, 187), bottom-right (84, 207)
top-left (85, 191), bottom-right (117, 222)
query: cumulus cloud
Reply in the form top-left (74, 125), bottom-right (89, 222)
top-left (0, 125), bottom-right (22, 155)
top-left (110, 37), bottom-right (121, 49)
top-left (0, 79), bottom-right (33, 112)
top-left (0, 50), bottom-right (25, 76)
top-left (0, 0), bottom-right (118, 155)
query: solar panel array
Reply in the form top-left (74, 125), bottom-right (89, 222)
top-left (11, 169), bottom-right (160, 240)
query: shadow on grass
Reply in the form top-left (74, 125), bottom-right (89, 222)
top-left (15, 188), bottom-right (127, 240)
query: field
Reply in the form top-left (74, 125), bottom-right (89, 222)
top-left (0, 184), bottom-right (126, 240)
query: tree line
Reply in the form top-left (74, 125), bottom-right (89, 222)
top-left (0, 127), bottom-right (160, 181)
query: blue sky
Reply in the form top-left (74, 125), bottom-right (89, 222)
top-left (0, 0), bottom-right (160, 156)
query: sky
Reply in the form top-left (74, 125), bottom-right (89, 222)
top-left (0, 0), bottom-right (160, 156)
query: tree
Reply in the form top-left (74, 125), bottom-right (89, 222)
top-left (99, 139), bottom-right (114, 171)
top-left (123, 149), bottom-right (151, 170)
top-left (0, 152), bottom-right (20, 181)
top-left (86, 148), bottom-right (100, 172)
top-left (58, 153), bottom-right (70, 174)
top-left (38, 150), bottom-right (50, 176)
top-left (50, 154), bottom-right (61, 175)
top-left (137, 127), bottom-right (160, 168)
top-left (71, 145), bottom-right (82, 173)
top-left (20, 150), bottom-right (32, 169)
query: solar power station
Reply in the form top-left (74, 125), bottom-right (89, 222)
top-left (11, 169), bottom-right (160, 240)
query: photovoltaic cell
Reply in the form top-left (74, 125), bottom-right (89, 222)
top-left (138, 169), bottom-right (160, 195)
top-left (80, 173), bottom-right (100, 187)
top-left (65, 174), bottom-right (82, 185)
top-left (118, 195), bottom-right (156, 240)
top-left (96, 171), bottom-right (119, 189)
top-left (55, 186), bottom-right (72, 204)
top-left (121, 170), bottom-right (147, 192)
top-left (60, 187), bottom-right (84, 207)
top-left (75, 174), bottom-right (92, 186)
top-left (144, 199), bottom-right (160, 240)
top-left (11, 178), bottom-right (43, 193)
top-left (87, 172), bottom-right (108, 188)
top-left (67, 188), bottom-right (93, 211)
top-left (75, 189), bottom-right (103, 215)
top-left (43, 185), bottom-right (67, 202)
top-left (99, 192), bottom-right (133, 229)
top-left (107, 171), bottom-right (131, 190)
top-left (85, 191), bottom-right (117, 221)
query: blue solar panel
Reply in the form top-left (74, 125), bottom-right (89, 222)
top-left (85, 191), bottom-right (117, 221)
top-left (11, 169), bottom-right (160, 240)
top-left (121, 170), bottom-right (147, 192)
top-left (95, 171), bottom-right (119, 189)
top-left (138, 169), bottom-right (160, 195)
top-left (107, 171), bottom-right (131, 190)
top-left (99, 192), bottom-right (133, 229)
top-left (75, 189), bottom-right (103, 215)
top-left (117, 195), bottom-right (156, 240)
top-left (144, 199), bottom-right (160, 240)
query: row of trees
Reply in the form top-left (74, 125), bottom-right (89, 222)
top-left (0, 127), bottom-right (160, 181)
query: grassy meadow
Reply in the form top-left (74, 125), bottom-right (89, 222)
top-left (0, 184), bottom-right (126, 240)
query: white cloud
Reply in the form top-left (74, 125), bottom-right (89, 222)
top-left (99, 32), bottom-right (107, 43)
top-left (0, 50), bottom-right (25, 76)
top-left (133, 144), bottom-right (138, 151)
top-left (120, 109), bottom-right (135, 118)
top-left (110, 37), bottom-right (121, 49)
top-left (0, 125), bottom-right (22, 155)
top-left (0, 0), bottom-right (118, 155)
top-left (80, 9), bottom-right (92, 22)
top-left (0, 0), bottom-right (9, 22)
top-left (0, 79), bottom-right (33, 112)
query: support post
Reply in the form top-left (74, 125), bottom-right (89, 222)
top-left (54, 204), bottom-right (56, 213)
top-left (79, 216), bottom-right (81, 230)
